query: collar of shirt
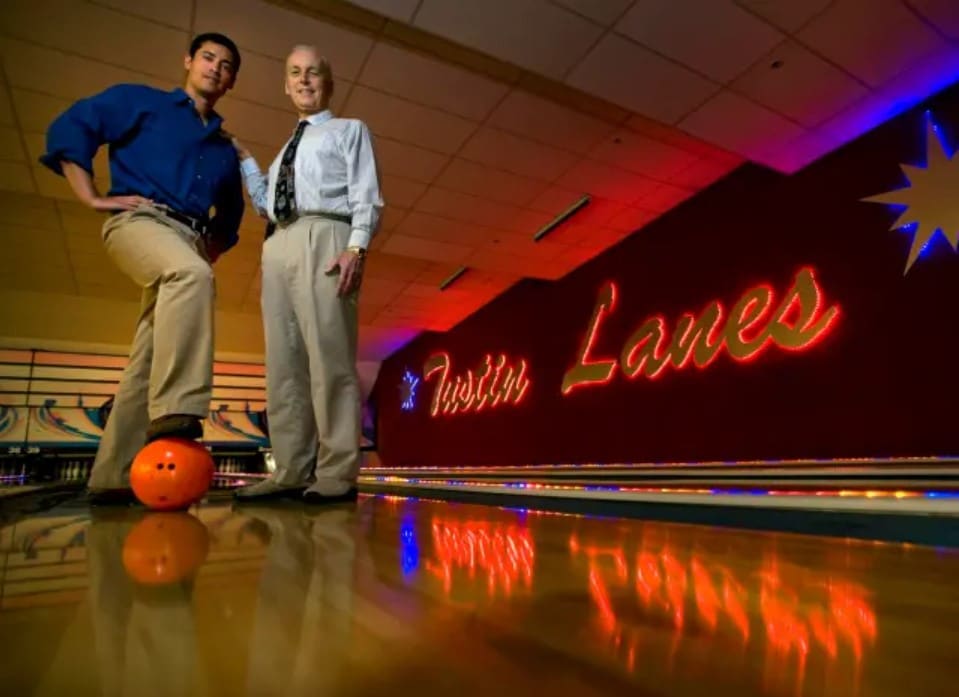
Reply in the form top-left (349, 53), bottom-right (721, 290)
top-left (301, 109), bottom-right (334, 127)
top-left (169, 87), bottom-right (224, 131)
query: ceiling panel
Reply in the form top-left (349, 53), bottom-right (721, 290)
top-left (0, 0), bottom-right (186, 82)
top-left (414, 0), bottom-right (604, 79)
top-left (196, 0), bottom-right (374, 76)
top-left (734, 0), bottom-right (833, 32)
top-left (732, 40), bottom-right (869, 128)
top-left (345, 85), bottom-right (478, 155)
top-left (566, 33), bottom-right (718, 124)
top-left (678, 89), bottom-right (806, 164)
top-left (341, 0), bottom-right (420, 23)
top-left (615, 0), bottom-right (784, 83)
top-left (359, 42), bottom-right (509, 120)
top-left (485, 89), bottom-right (618, 154)
top-left (95, 0), bottom-right (193, 29)
top-left (434, 158), bottom-right (546, 206)
top-left (552, 0), bottom-right (634, 26)
top-left (797, 0), bottom-right (949, 88)
top-left (459, 126), bottom-right (580, 181)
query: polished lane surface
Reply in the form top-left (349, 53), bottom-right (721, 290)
top-left (1, 494), bottom-right (957, 696)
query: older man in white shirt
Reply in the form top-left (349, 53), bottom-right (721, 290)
top-left (232, 45), bottom-right (383, 503)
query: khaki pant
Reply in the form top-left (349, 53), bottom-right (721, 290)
top-left (88, 207), bottom-right (215, 489)
top-left (261, 216), bottom-right (360, 495)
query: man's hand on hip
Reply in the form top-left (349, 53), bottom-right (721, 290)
top-left (88, 195), bottom-right (153, 212)
top-left (326, 249), bottom-right (364, 297)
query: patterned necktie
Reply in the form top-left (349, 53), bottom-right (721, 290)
top-left (273, 120), bottom-right (309, 224)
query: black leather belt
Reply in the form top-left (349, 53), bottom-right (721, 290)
top-left (111, 205), bottom-right (210, 238)
top-left (265, 211), bottom-right (352, 239)
top-left (161, 208), bottom-right (210, 238)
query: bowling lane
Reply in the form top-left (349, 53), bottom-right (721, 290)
top-left (1, 494), bottom-right (957, 696)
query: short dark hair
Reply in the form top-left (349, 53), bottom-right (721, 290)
top-left (189, 32), bottom-right (241, 74)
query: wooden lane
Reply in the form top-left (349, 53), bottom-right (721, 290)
top-left (1, 495), bottom-right (958, 696)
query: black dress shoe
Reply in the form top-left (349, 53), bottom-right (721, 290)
top-left (86, 488), bottom-right (139, 506)
top-left (302, 487), bottom-right (358, 505)
top-left (146, 414), bottom-right (203, 442)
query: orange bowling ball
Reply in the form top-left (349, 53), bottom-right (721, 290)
top-left (122, 512), bottom-right (210, 585)
top-left (130, 437), bottom-right (214, 511)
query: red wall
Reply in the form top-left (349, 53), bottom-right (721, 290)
top-left (373, 83), bottom-right (959, 467)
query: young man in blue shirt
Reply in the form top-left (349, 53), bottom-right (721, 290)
top-left (40, 32), bottom-right (245, 505)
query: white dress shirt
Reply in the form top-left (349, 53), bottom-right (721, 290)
top-left (239, 109), bottom-right (384, 249)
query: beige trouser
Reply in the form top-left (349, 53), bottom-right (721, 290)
top-left (88, 207), bottom-right (215, 489)
top-left (261, 216), bottom-right (360, 495)
top-left (244, 507), bottom-right (358, 696)
top-left (85, 514), bottom-right (198, 697)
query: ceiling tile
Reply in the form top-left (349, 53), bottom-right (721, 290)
top-left (0, 86), bottom-right (14, 128)
top-left (209, 99), bottom-right (297, 149)
top-left (415, 0), bottom-right (604, 79)
top-left (486, 89), bottom-right (617, 154)
top-left (359, 42), bottom-right (509, 121)
top-left (606, 206), bottom-right (659, 233)
top-left (666, 156), bottom-right (739, 189)
top-left (0, 162), bottom-right (36, 194)
top-left (734, 0), bottom-right (832, 32)
top-left (196, 0), bottom-right (374, 77)
top-left (0, 127), bottom-right (25, 162)
top-left (678, 89), bottom-right (805, 165)
top-left (396, 210), bottom-right (498, 247)
top-left (0, 0), bottom-right (186, 82)
top-left (435, 158), bottom-right (546, 206)
top-left (588, 129), bottom-right (699, 181)
top-left (566, 34), bottom-right (718, 124)
top-left (345, 85), bottom-right (477, 155)
top-left (374, 137), bottom-right (450, 183)
top-left (556, 159), bottom-right (662, 205)
top-left (0, 38), bottom-right (176, 102)
top-left (633, 182), bottom-right (694, 213)
top-left (382, 174), bottom-right (428, 208)
top-left (0, 191), bottom-right (59, 230)
top-left (10, 90), bottom-right (71, 135)
top-left (798, 0), bottom-right (949, 88)
top-left (364, 252), bottom-right (431, 282)
top-left (415, 187), bottom-right (552, 235)
top-left (552, 0), bottom-right (634, 25)
top-left (907, 0), bottom-right (959, 40)
top-left (344, 0), bottom-right (419, 22)
top-left (732, 40), bottom-right (868, 128)
top-left (379, 206), bottom-right (408, 233)
top-left (527, 185), bottom-right (587, 215)
top-left (383, 232), bottom-right (475, 264)
top-left (616, 0), bottom-right (784, 83)
top-left (459, 127), bottom-right (579, 181)
top-left (95, 0), bottom-right (193, 28)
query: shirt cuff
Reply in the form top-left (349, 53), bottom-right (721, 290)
top-left (347, 229), bottom-right (370, 249)
top-left (240, 157), bottom-right (261, 177)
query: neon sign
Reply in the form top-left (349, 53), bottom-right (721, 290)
top-left (423, 352), bottom-right (530, 417)
top-left (562, 266), bottom-right (840, 394)
top-left (399, 369), bottom-right (419, 411)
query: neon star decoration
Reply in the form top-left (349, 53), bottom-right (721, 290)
top-left (399, 369), bottom-right (419, 411)
top-left (863, 111), bottom-right (959, 274)
top-left (424, 352), bottom-right (531, 417)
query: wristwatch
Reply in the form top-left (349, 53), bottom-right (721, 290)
top-left (347, 246), bottom-right (367, 260)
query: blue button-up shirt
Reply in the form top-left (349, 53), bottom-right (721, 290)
top-left (40, 84), bottom-right (243, 254)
